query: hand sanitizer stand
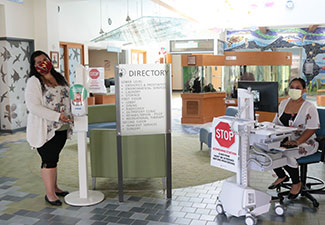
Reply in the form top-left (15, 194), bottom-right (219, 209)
top-left (65, 66), bottom-right (104, 206)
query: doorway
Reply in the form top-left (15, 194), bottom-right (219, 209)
top-left (59, 42), bottom-right (84, 85)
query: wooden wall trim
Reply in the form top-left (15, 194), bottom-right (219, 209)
top-left (181, 51), bottom-right (292, 66)
top-left (224, 51), bottom-right (292, 66)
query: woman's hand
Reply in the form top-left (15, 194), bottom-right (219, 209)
top-left (59, 113), bottom-right (72, 123)
top-left (284, 140), bottom-right (299, 146)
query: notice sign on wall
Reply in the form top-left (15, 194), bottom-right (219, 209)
top-left (88, 67), bottom-right (106, 94)
top-left (116, 64), bottom-right (170, 136)
top-left (211, 117), bottom-right (239, 173)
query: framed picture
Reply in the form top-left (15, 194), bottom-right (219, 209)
top-left (50, 51), bottom-right (59, 68)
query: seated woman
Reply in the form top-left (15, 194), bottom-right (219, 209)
top-left (268, 78), bottom-right (320, 199)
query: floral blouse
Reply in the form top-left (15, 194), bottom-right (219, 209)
top-left (43, 85), bottom-right (73, 142)
top-left (273, 98), bottom-right (320, 167)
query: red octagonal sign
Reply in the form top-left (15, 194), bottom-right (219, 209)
top-left (215, 122), bottom-right (235, 148)
top-left (89, 69), bottom-right (100, 79)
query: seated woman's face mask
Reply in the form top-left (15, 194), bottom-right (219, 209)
top-left (288, 89), bottom-right (302, 100)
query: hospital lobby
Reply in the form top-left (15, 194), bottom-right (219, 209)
top-left (1, 0), bottom-right (325, 225)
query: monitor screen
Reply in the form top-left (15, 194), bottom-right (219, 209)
top-left (237, 81), bottom-right (278, 113)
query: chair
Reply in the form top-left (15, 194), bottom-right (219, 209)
top-left (278, 108), bottom-right (325, 207)
top-left (199, 106), bottom-right (238, 150)
top-left (87, 104), bottom-right (116, 136)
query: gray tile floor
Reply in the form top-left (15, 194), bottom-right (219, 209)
top-left (1, 94), bottom-right (325, 224)
top-left (1, 162), bottom-right (325, 225)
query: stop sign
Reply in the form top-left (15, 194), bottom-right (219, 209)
top-left (215, 122), bottom-right (235, 148)
top-left (89, 69), bottom-right (100, 79)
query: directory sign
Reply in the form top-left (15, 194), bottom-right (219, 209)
top-left (115, 64), bottom-right (171, 136)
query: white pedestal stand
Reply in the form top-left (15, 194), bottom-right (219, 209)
top-left (65, 116), bottom-right (104, 206)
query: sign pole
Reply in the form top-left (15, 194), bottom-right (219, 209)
top-left (115, 65), bottom-right (124, 202)
top-left (165, 64), bottom-right (172, 199)
top-left (116, 135), bottom-right (124, 202)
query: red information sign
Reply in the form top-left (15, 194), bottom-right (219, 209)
top-left (215, 122), bottom-right (235, 148)
top-left (89, 69), bottom-right (100, 79)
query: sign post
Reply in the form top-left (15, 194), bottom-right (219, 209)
top-left (115, 64), bottom-right (172, 201)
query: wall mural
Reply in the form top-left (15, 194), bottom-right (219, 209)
top-left (0, 39), bottom-right (33, 131)
top-left (225, 27), bottom-right (325, 89)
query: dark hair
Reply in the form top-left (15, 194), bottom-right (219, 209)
top-left (289, 77), bottom-right (306, 89)
top-left (29, 50), bottom-right (68, 92)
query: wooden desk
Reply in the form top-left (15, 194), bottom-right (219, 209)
top-left (181, 92), bottom-right (226, 124)
top-left (93, 94), bottom-right (115, 104)
top-left (317, 90), bottom-right (325, 106)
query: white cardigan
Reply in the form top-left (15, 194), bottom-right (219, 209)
top-left (25, 76), bottom-right (60, 148)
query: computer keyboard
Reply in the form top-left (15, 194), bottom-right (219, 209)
top-left (280, 144), bottom-right (298, 149)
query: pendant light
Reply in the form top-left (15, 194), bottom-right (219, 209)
top-left (126, 0), bottom-right (131, 22)
top-left (99, 0), bottom-right (104, 34)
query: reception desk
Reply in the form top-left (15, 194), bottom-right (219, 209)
top-left (93, 94), bottom-right (116, 105)
top-left (181, 92), bottom-right (226, 124)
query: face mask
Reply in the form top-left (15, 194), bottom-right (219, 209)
top-left (302, 93), bottom-right (307, 99)
top-left (35, 60), bottom-right (52, 74)
top-left (288, 89), bottom-right (302, 100)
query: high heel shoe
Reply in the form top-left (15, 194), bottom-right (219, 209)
top-left (45, 195), bottom-right (62, 206)
top-left (55, 191), bottom-right (69, 197)
top-left (268, 176), bottom-right (289, 189)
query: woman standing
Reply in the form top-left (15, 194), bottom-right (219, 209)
top-left (25, 50), bottom-right (73, 206)
top-left (268, 78), bottom-right (320, 199)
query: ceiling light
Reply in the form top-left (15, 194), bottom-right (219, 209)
top-left (126, 0), bottom-right (131, 22)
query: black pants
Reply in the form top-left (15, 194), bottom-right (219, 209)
top-left (274, 166), bottom-right (300, 184)
top-left (37, 130), bottom-right (67, 168)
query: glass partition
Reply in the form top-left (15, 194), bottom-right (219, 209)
top-left (182, 65), bottom-right (291, 97)
top-left (183, 66), bottom-right (223, 93)
top-left (223, 65), bottom-right (291, 98)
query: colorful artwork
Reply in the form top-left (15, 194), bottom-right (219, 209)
top-left (226, 27), bottom-right (325, 88)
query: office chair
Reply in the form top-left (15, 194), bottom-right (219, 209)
top-left (278, 108), bottom-right (325, 208)
top-left (199, 106), bottom-right (238, 151)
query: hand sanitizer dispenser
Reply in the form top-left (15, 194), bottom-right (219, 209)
top-left (70, 84), bottom-right (88, 117)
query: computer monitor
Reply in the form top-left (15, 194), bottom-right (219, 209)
top-left (237, 81), bottom-right (278, 113)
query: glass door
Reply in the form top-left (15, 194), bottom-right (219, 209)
top-left (59, 42), bottom-right (84, 85)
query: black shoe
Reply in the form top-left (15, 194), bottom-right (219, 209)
top-left (288, 185), bottom-right (302, 200)
top-left (55, 191), bottom-right (69, 197)
top-left (268, 176), bottom-right (289, 189)
top-left (45, 195), bottom-right (62, 206)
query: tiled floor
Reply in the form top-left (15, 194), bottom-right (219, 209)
top-left (1, 93), bottom-right (325, 225)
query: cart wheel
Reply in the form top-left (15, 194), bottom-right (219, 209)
top-left (312, 200), bottom-right (319, 208)
top-left (245, 214), bottom-right (256, 225)
top-left (216, 204), bottom-right (224, 214)
top-left (275, 204), bottom-right (285, 216)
